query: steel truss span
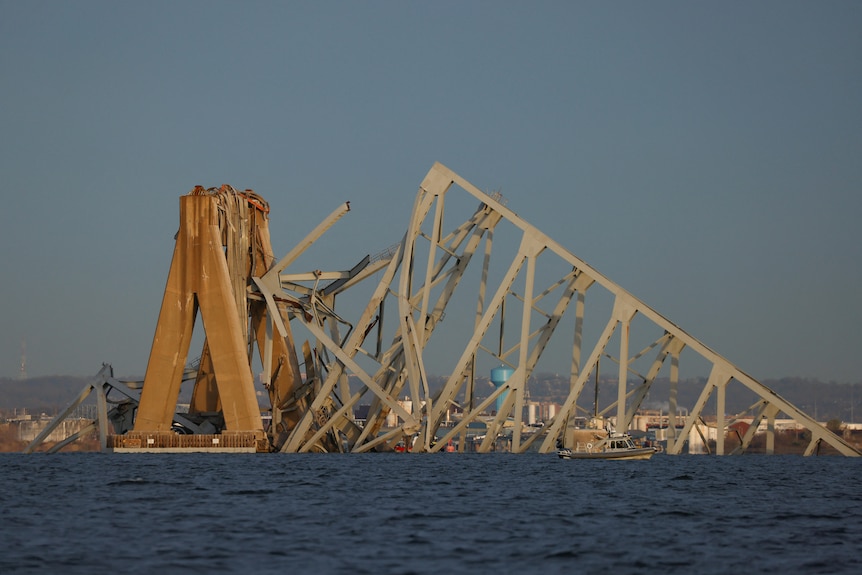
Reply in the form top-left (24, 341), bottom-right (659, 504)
top-left (26, 164), bottom-right (859, 456)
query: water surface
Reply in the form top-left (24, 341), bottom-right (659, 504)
top-left (1, 453), bottom-right (859, 574)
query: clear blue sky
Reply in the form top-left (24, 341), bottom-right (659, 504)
top-left (2, 1), bottom-right (860, 382)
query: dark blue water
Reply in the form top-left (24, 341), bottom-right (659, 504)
top-left (1, 453), bottom-right (860, 574)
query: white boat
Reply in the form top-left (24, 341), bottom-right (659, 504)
top-left (556, 432), bottom-right (657, 460)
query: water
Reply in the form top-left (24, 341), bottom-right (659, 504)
top-left (1, 453), bottom-right (860, 574)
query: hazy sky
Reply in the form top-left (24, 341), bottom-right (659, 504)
top-left (1, 1), bottom-right (860, 383)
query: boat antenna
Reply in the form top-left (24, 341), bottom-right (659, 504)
top-left (593, 357), bottom-right (599, 419)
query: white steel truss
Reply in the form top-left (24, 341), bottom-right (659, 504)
top-left (260, 162), bottom-right (859, 456)
top-left (26, 163), bottom-right (859, 456)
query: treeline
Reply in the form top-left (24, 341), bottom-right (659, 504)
top-left (0, 375), bottom-right (94, 417)
top-left (2, 373), bottom-right (860, 423)
top-left (438, 373), bottom-right (862, 423)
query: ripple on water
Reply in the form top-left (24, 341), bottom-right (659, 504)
top-left (1, 453), bottom-right (861, 574)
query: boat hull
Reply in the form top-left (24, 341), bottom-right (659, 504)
top-left (556, 447), bottom-right (656, 460)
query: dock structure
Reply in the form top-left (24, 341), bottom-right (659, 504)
top-left (26, 164), bottom-right (860, 455)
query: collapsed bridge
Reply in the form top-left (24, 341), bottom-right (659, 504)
top-left (26, 163), bottom-right (860, 455)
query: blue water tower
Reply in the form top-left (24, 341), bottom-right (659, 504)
top-left (490, 366), bottom-right (514, 414)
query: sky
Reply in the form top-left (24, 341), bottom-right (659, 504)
top-left (1, 1), bottom-right (860, 383)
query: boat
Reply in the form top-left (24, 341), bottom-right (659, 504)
top-left (556, 432), bottom-right (657, 460)
top-left (555, 358), bottom-right (657, 460)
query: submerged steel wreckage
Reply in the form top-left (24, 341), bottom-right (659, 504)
top-left (26, 163), bottom-right (860, 455)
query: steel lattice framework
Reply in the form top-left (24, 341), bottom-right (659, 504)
top-left (26, 163), bottom-right (860, 455)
